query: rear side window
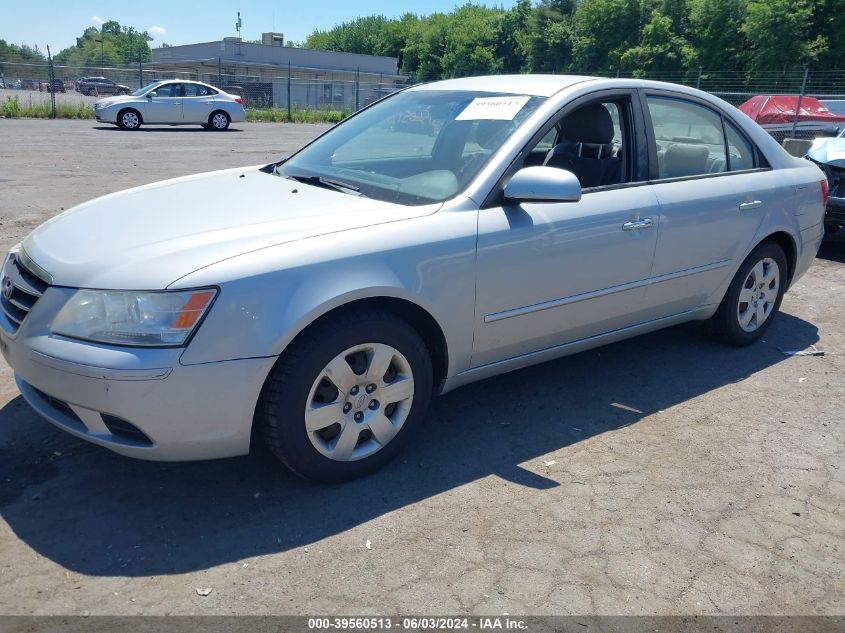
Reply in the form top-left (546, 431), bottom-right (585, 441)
top-left (725, 120), bottom-right (756, 171)
top-left (647, 96), bottom-right (728, 179)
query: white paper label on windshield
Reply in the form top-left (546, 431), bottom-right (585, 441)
top-left (456, 96), bottom-right (531, 121)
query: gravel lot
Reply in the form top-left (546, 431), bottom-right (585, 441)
top-left (0, 118), bottom-right (842, 617)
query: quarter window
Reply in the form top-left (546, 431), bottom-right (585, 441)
top-left (725, 120), bottom-right (756, 171)
top-left (647, 96), bottom-right (727, 179)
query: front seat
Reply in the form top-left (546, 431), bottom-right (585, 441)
top-left (543, 103), bottom-right (621, 188)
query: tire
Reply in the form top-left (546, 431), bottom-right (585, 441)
top-left (708, 241), bottom-right (788, 346)
top-left (117, 108), bottom-right (142, 130)
top-left (208, 110), bottom-right (230, 131)
top-left (257, 310), bottom-right (434, 482)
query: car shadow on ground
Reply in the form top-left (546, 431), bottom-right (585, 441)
top-left (0, 312), bottom-right (818, 577)
top-left (93, 126), bottom-right (243, 133)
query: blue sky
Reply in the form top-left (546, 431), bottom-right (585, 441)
top-left (4, 1), bottom-right (516, 54)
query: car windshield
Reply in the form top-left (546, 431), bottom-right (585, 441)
top-left (132, 82), bottom-right (162, 97)
top-left (277, 90), bottom-right (546, 205)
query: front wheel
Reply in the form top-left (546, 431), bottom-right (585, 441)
top-left (708, 241), bottom-right (787, 346)
top-left (117, 109), bottom-right (141, 130)
top-left (208, 111), bottom-right (230, 131)
top-left (258, 310), bottom-right (433, 482)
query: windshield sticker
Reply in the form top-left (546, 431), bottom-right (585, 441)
top-left (456, 96), bottom-right (531, 121)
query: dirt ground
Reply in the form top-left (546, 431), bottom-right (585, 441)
top-left (0, 118), bottom-right (842, 617)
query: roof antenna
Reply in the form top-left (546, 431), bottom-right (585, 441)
top-left (235, 11), bottom-right (242, 38)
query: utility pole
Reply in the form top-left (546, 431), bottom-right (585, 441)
top-left (95, 36), bottom-right (104, 74)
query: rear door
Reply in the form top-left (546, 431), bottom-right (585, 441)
top-left (641, 91), bottom-right (777, 319)
top-left (181, 84), bottom-right (215, 123)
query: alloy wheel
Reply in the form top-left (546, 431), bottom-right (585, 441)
top-left (737, 257), bottom-right (780, 332)
top-left (121, 112), bottom-right (139, 129)
top-left (212, 113), bottom-right (229, 129)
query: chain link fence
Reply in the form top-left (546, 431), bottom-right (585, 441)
top-left (2, 60), bottom-right (844, 143)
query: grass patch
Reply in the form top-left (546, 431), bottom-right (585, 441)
top-left (2, 97), bottom-right (345, 123)
top-left (246, 107), bottom-right (350, 124)
top-left (2, 96), bottom-right (94, 119)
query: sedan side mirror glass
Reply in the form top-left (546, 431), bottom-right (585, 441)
top-left (147, 92), bottom-right (156, 98)
top-left (503, 166), bottom-right (582, 203)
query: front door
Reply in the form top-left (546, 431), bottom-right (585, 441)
top-left (472, 92), bottom-right (659, 367)
top-left (144, 83), bottom-right (183, 123)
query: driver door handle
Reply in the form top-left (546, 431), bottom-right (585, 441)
top-left (622, 218), bottom-right (654, 231)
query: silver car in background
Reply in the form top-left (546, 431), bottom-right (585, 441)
top-left (93, 79), bottom-right (245, 130)
top-left (1, 75), bottom-right (826, 482)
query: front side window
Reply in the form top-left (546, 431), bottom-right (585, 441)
top-left (524, 98), bottom-right (632, 189)
top-left (279, 90), bottom-right (546, 205)
top-left (647, 96), bottom-right (728, 179)
top-left (154, 83), bottom-right (180, 98)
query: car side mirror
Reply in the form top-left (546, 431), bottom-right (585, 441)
top-left (503, 166), bottom-right (582, 203)
top-left (147, 92), bottom-right (156, 99)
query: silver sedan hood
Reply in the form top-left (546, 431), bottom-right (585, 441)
top-left (94, 94), bottom-right (137, 106)
top-left (22, 166), bottom-right (437, 289)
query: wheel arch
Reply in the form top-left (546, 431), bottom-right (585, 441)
top-left (117, 106), bottom-right (143, 124)
top-left (276, 294), bottom-right (450, 388)
top-left (758, 230), bottom-right (797, 288)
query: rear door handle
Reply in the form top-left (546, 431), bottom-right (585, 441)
top-left (739, 200), bottom-right (762, 211)
top-left (622, 218), bottom-right (654, 231)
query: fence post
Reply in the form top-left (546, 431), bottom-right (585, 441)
top-left (355, 67), bottom-right (360, 111)
top-left (791, 67), bottom-right (810, 139)
top-left (218, 56), bottom-right (222, 88)
top-left (696, 67), bottom-right (703, 89)
top-left (46, 45), bottom-right (56, 119)
top-left (287, 61), bottom-right (292, 122)
top-left (138, 59), bottom-right (143, 89)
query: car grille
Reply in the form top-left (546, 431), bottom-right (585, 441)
top-left (1, 253), bottom-right (50, 332)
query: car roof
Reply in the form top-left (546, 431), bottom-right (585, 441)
top-left (408, 74), bottom-right (596, 97)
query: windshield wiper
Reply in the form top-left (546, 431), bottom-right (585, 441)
top-left (284, 174), bottom-right (363, 196)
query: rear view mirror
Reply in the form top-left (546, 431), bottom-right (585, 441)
top-left (503, 166), bottom-right (582, 203)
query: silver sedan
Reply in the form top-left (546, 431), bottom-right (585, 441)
top-left (93, 79), bottom-right (245, 130)
top-left (1, 75), bottom-right (826, 481)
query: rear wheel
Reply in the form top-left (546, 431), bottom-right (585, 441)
top-left (209, 111), bottom-right (230, 131)
top-left (258, 310), bottom-right (433, 482)
top-left (708, 241), bottom-right (787, 346)
top-left (117, 109), bottom-right (141, 130)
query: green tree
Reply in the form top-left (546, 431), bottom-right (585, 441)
top-left (527, 0), bottom-right (573, 72)
top-left (492, 0), bottom-right (532, 72)
top-left (570, 0), bottom-right (642, 71)
top-left (54, 21), bottom-right (152, 67)
top-left (742, 0), bottom-right (819, 70)
top-left (0, 40), bottom-right (45, 62)
top-left (687, 0), bottom-right (747, 71)
top-left (620, 9), bottom-right (694, 73)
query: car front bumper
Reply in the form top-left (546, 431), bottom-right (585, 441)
top-left (0, 284), bottom-right (276, 461)
top-left (93, 105), bottom-right (118, 124)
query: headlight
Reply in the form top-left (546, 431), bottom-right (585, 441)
top-left (95, 100), bottom-right (115, 109)
top-left (51, 288), bottom-right (217, 347)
